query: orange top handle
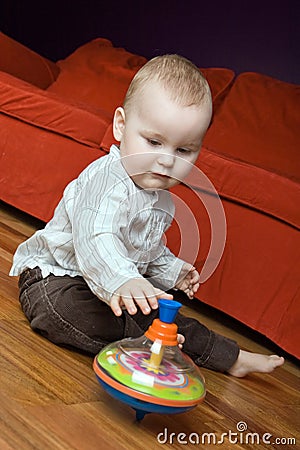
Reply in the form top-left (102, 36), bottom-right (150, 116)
top-left (145, 299), bottom-right (182, 346)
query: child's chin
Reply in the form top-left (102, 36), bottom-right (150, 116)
top-left (132, 175), bottom-right (168, 190)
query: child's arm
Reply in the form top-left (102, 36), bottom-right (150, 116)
top-left (110, 278), bottom-right (173, 316)
top-left (145, 244), bottom-right (187, 291)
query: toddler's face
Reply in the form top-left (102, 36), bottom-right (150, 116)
top-left (113, 82), bottom-right (212, 190)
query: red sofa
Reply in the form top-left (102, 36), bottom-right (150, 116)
top-left (1, 32), bottom-right (299, 359)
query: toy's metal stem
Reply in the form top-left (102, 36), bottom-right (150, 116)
top-left (145, 299), bottom-right (182, 369)
top-left (149, 340), bottom-right (164, 369)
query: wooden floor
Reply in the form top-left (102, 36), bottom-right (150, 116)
top-left (0, 201), bottom-right (299, 450)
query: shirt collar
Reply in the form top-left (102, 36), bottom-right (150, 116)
top-left (110, 144), bottom-right (159, 202)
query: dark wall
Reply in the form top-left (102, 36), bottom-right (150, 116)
top-left (1, 0), bottom-right (299, 84)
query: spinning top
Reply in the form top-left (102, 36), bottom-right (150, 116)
top-left (93, 299), bottom-right (205, 421)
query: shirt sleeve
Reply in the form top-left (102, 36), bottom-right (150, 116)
top-left (145, 240), bottom-right (185, 290)
top-left (144, 190), bottom-right (185, 290)
top-left (72, 166), bottom-right (143, 304)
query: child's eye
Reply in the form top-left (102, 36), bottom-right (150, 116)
top-left (147, 138), bottom-right (161, 146)
top-left (177, 147), bottom-right (190, 155)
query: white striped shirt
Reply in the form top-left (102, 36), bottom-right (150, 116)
top-left (10, 145), bottom-right (184, 304)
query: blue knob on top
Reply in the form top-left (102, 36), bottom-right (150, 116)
top-left (158, 299), bottom-right (182, 324)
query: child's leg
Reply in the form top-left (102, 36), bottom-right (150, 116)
top-left (18, 268), bottom-right (127, 354)
top-left (125, 300), bottom-right (284, 376)
top-left (18, 268), bottom-right (237, 372)
top-left (174, 313), bottom-right (284, 376)
top-left (18, 268), bottom-right (284, 375)
top-left (118, 306), bottom-right (240, 372)
top-left (174, 313), bottom-right (240, 372)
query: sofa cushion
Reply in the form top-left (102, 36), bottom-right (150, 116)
top-left (0, 32), bottom-right (59, 89)
top-left (201, 67), bottom-right (234, 108)
top-left (188, 72), bottom-right (300, 228)
top-left (0, 71), bottom-right (110, 148)
top-left (47, 38), bottom-right (147, 118)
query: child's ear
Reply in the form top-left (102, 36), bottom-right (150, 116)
top-left (113, 107), bottom-right (126, 142)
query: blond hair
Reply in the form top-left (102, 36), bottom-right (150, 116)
top-left (123, 54), bottom-right (211, 112)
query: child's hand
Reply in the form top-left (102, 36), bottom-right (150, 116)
top-left (175, 263), bottom-right (200, 299)
top-left (110, 278), bottom-right (173, 316)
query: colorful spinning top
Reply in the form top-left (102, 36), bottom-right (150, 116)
top-left (93, 299), bottom-right (206, 420)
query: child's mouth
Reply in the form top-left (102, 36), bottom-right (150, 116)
top-left (151, 172), bottom-right (170, 179)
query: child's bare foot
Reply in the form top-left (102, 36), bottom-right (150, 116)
top-left (228, 350), bottom-right (285, 378)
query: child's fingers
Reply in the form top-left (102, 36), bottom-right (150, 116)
top-left (186, 282), bottom-right (199, 299)
top-left (110, 293), bottom-right (123, 316)
top-left (111, 289), bottom-right (140, 316)
top-left (128, 286), bottom-right (152, 314)
top-left (190, 281), bottom-right (200, 295)
top-left (120, 286), bottom-right (157, 315)
top-left (177, 333), bottom-right (185, 344)
top-left (122, 286), bottom-right (151, 315)
top-left (187, 290), bottom-right (194, 299)
top-left (110, 283), bottom-right (174, 317)
top-left (154, 288), bottom-right (173, 301)
top-left (177, 333), bottom-right (185, 349)
top-left (189, 267), bottom-right (200, 283)
top-left (193, 282), bottom-right (200, 292)
top-left (136, 287), bottom-right (173, 312)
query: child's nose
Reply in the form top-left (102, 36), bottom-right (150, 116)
top-left (157, 153), bottom-right (175, 167)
